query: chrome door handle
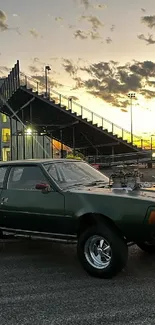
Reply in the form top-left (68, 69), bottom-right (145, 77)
top-left (1, 197), bottom-right (8, 205)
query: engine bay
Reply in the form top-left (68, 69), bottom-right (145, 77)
top-left (109, 165), bottom-right (155, 190)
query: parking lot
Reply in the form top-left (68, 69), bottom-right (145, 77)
top-left (0, 239), bottom-right (155, 325)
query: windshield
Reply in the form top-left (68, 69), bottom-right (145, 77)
top-left (44, 161), bottom-right (109, 188)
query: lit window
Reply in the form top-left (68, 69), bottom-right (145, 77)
top-left (2, 148), bottom-right (10, 161)
top-left (2, 128), bottom-right (10, 142)
top-left (1, 114), bottom-right (7, 123)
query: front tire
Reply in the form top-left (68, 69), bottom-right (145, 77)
top-left (77, 223), bottom-right (128, 279)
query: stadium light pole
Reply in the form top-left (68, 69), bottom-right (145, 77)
top-left (45, 65), bottom-right (51, 97)
top-left (128, 92), bottom-right (136, 144)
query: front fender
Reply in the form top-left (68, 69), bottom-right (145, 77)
top-left (64, 191), bottom-right (153, 239)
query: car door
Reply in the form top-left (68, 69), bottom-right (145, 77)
top-left (0, 166), bottom-right (9, 212)
top-left (0, 164), bottom-right (65, 234)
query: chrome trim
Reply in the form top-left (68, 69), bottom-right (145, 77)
top-left (0, 209), bottom-right (69, 218)
top-left (0, 227), bottom-right (77, 240)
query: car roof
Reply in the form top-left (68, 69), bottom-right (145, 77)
top-left (0, 158), bottom-right (84, 166)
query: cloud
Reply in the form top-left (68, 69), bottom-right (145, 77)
top-left (140, 89), bottom-right (155, 99)
top-left (0, 10), bottom-right (20, 34)
top-left (68, 24), bottom-right (76, 29)
top-left (137, 33), bottom-right (155, 45)
top-left (93, 3), bottom-right (107, 10)
top-left (121, 108), bottom-right (128, 113)
top-left (75, 15), bottom-right (104, 41)
top-left (87, 89), bottom-right (130, 108)
top-left (31, 75), bottom-right (63, 88)
top-left (106, 37), bottom-right (112, 44)
top-left (14, 27), bottom-right (21, 35)
top-left (74, 29), bottom-right (88, 39)
top-left (141, 15), bottom-right (155, 28)
top-left (147, 80), bottom-right (155, 87)
top-left (29, 28), bottom-right (40, 38)
top-left (62, 60), bottom-right (155, 107)
top-left (0, 10), bottom-right (8, 31)
top-left (130, 60), bottom-right (155, 77)
top-left (61, 59), bottom-right (84, 90)
top-left (29, 65), bottom-right (40, 74)
top-left (62, 59), bottom-right (78, 77)
top-left (72, 77), bottom-right (84, 89)
top-left (89, 31), bottom-right (101, 40)
top-left (0, 66), bottom-right (10, 72)
top-left (74, 29), bottom-right (101, 40)
top-left (32, 58), bottom-right (53, 72)
top-left (80, 15), bottom-right (104, 31)
top-left (55, 16), bottom-right (63, 22)
top-left (76, 0), bottom-right (107, 10)
top-left (30, 59), bottom-right (58, 76)
top-left (110, 24), bottom-right (115, 32)
top-left (33, 57), bottom-right (40, 63)
top-left (80, 0), bottom-right (90, 10)
top-left (50, 57), bottom-right (59, 61)
top-left (0, 65), bottom-right (10, 77)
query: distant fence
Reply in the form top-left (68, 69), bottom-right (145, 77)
top-left (87, 150), bottom-right (152, 167)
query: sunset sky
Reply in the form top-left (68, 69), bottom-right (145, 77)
top-left (1, 0), bottom-right (155, 138)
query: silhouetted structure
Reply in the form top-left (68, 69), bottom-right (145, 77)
top-left (0, 61), bottom-right (151, 160)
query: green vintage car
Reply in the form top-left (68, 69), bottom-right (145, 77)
top-left (0, 158), bottom-right (155, 279)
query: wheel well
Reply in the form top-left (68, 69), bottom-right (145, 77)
top-left (77, 213), bottom-right (125, 240)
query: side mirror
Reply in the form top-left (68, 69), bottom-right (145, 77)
top-left (35, 183), bottom-right (50, 192)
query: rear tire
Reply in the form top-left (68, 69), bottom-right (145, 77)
top-left (77, 223), bottom-right (128, 279)
top-left (137, 241), bottom-right (155, 254)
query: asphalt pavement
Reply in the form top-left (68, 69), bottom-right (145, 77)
top-left (0, 239), bottom-right (155, 325)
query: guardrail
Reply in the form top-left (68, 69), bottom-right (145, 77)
top-left (87, 150), bottom-right (152, 167)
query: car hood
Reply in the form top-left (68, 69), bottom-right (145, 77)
top-left (68, 185), bottom-right (155, 201)
top-left (64, 184), bottom-right (155, 229)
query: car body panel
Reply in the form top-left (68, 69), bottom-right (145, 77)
top-left (0, 189), bottom-right (66, 233)
top-left (63, 187), bottom-right (155, 240)
top-left (0, 159), bottom-right (154, 242)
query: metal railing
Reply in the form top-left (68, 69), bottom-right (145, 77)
top-left (0, 60), bottom-right (151, 150)
top-left (87, 150), bottom-right (152, 167)
top-left (19, 72), bottom-right (144, 147)
top-left (0, 61), bottom-right (20, 101)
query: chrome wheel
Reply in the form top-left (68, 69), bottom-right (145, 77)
top-left (84, 235), bottom-right (112, 269)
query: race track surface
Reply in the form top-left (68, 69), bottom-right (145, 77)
top-left (0, 240), bottom-right (155, 325)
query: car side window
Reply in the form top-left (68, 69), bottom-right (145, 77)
top-left (0, 167), bottom-right (8, 188)
top-left (44, 164), bottom-right (59, 182)
top-left (7, 166), bottom-right (50, 190)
